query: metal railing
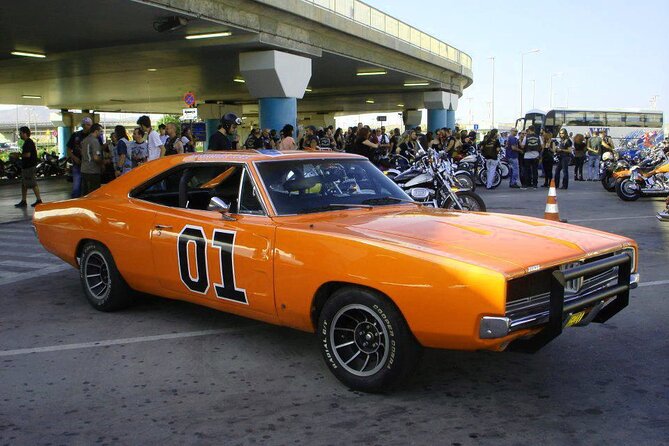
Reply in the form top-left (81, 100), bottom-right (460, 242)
top-left (304, 0), bottom-right (472, 70)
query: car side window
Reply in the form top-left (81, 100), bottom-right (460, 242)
top-left (132, 164), bottom-right (244, 212)
top-left (239, 169), bottom-right (265, 215)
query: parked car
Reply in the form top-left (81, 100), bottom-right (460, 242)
top-left (34, 151), bottom-right (639, 391)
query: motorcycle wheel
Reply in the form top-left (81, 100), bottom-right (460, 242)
top-left (601, 174), bottom-right (616, 192)
top-left (615, 178), bottom-right (641, 201)
top-left (499, 162), bottom-right (510, 179)
top-left (478, 168), bottom-right (502, 189)
top-left (454, 172), bottom-right (476, 191)
top-left (443, 190), bottom-right (487, 212)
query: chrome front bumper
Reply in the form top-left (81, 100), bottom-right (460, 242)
top-left (479, 255), bottom-right (637, 349)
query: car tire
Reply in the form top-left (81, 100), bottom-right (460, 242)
top-left (318, 287), bottom-right (421, 392)
top-left (79, 241), bottom-right (133, 312)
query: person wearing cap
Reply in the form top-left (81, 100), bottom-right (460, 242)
top-left (208, 113), bottom-right (241, 151)
top-left (66, 117), bottom-right (93, 198)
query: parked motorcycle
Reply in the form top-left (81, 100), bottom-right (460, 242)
top-left (614, 145), bottom-right (669, 201)
top-left (393, 149), bottom-right (486, 211)
top-left (3, 152), bottom-right (22, 179)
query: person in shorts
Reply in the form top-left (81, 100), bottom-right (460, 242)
top-left (15, 126), bottom-right (43, 207)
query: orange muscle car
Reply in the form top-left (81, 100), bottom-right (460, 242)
top-left (34, 151), bottom-right (639, 391)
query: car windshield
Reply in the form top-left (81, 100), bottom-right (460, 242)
top-left (255, 158), bottom-right (411, 215)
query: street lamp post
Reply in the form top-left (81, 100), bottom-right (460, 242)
top-left (530, 80), bottom-right (536, 109)
top-left (550, 72), bottom-right (562, 109)
top-left (488, 56), bottom-right (495, 129)
top-left (520, 49), bottom-right (540, 118)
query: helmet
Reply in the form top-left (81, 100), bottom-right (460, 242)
top-left (602, 151), bottom-right (613, 161)
top-left (220, 113), bottom-right (242, 132)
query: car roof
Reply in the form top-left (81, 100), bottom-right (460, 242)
top-left (180, 150), bottom-right (365, 163)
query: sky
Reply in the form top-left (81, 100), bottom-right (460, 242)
top-left (370, 0), bottom-right (669, 127)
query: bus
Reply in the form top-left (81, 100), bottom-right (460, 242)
top-left (515, 108), bottom-right (664, 149)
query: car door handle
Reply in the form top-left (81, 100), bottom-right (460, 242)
top-left (154, 224), bottom-right (173, 230)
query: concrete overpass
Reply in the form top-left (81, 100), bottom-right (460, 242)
top-left (1, 0), bottom-right (473, 150)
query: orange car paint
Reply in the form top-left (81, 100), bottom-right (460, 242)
top-left (33, 152), bottom-right (638, 351)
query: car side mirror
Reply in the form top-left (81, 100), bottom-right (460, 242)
top-left (208, 197), bottom-right (236, 221)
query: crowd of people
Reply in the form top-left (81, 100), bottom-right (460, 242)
top-left (16, 110), bottom-right (619, 205)
top-left (64, 116), bottom-right (196, 198)
top-left (496, 127), bottom-right (615, 190)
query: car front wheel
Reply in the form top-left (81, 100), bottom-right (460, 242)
top-left (318, 287), bottom-right (421, 392)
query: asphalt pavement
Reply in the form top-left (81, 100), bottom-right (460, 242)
top-left (0, 177), bottom-right (667, 446)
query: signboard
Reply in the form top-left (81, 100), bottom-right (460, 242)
top-left (183, 91), bottom-right (196, 107)
top-left (376, 115), bottom-right (387, 122)
top-left (188, 122), bottom-right (207, 141)
top-left (182, 108), bottom-right (198, 120)
top-left (473, 123), bottom-right (479, 131)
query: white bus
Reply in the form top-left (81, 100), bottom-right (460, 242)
top-left (516, 108), bottom-right (664, 149)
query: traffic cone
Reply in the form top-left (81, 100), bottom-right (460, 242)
top-left (544, 179), bottom-right (560, 221)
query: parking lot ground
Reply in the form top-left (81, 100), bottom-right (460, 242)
top-left (0, 178), bottom-right (668, 445)
top-left (0, 178), bottom-right (71, 224)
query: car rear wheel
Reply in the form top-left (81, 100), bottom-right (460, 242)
top-left (318, 287), bottom-right (421, 392)
top-left (79, 242), bottom-right (133, 311)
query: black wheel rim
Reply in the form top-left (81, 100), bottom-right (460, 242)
top-left (85, 252), bottom-right (110, 300)
top-left (330, 304), bottom-right (390, 377)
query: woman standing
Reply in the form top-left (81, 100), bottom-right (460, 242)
top-left (554, 129), bottom-right (573, 189)
top-left (541, 131), bottom-right (556, 187)
top-left (333, 128), bottom-right (344, 151)
top-left (277, 124), bottom-right (296, 151)
top-left (573, 133), bottom-right (586, 181)
top-left (353, 127), bottom-right (380, 163)
top-left (113, 125), bottom-right (132, 176)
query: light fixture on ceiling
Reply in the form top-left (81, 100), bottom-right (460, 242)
top-left (185, 31), bottom-right (232, 40)
top-left (21, 95), bottom-right (42, 99)
top-left (396, 103), bottom-right (405, 107)
top-left (11, 51), bottom-right (46, 59)
top-left (365, 99), bottom-right (375, 104)
top-left (305, 88), bottom-right (312, 92)
top-left (147, 68), bottom-right (157, 72)
top-left (153, 16), bottom-right (188, 33)
top-left (357, 70), bottom-right (387, 76)
top-left (404, 81), bottom-right (429, 87)
top-left (233, 77), bottom-right (245, 83)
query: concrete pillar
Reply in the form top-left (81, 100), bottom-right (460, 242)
top-left (50, 111), bottom-right (74, 156)
top-left (259, 97), bottom-right (297, 133)
top-left (239, 50), bottom-right (311, 132)
top-left (446, 110), bottom-right (456, 130)
top-left (403, 109), bottom-right (422, 129)
top-left (424, 91), bottom-right (459, 131)
top-left (57, 126), bottom-right (71, 156)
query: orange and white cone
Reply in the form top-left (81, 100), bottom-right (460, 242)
top-left (544, 179), bottom-right (560, 221)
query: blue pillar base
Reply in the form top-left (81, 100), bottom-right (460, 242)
top-left (446, 110), bottom-right (456, 130)
top-left (57, 126), bottom-right (71, 157)
top-left (259, 97), bottom-right (297, 133)
top-left (205, 119), bottom-right (219, 151)
top-left (427, 109), bottom-right (448, 132)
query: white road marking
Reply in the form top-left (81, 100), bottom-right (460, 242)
top-left (0, 241), bottom-right (44, 249)
top-left (569, 216), bottom-right (656, 223)
top-left (0, 327), bottom-right (258, 357)
top-left (0, 260), bottom-right (61, 269)
top-left (0, 264), bottom-right (72, 286)
top-left (638, 280), bottom-right (669, 288)
top-left (0, 228), bottom-right (34, 234)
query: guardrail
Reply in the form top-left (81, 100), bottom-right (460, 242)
top-left (303, 0), bottom-right (472, 71)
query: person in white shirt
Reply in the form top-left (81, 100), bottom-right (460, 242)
top-left (137, 115), bottom-right (165, 161)
top-left (158, 124), bottom-right (169, 145)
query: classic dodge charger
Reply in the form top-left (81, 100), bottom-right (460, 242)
top-left (33, 151), bottom-right (639, 391)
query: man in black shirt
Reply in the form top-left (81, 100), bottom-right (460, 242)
top-left (208, 113), bottom-right (241, 151)
top-left (15, 126), bottom-right (43, 208)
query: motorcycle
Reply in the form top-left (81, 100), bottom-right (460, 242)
top-left (393, 149), bottom-right (486, 211)
top-left (3, 152), bottom-right (22, 179)
top-left (614, 145), bottom-right (669, 201)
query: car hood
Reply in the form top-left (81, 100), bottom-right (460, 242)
top-left (278, 206), bottom-right (633, 277)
